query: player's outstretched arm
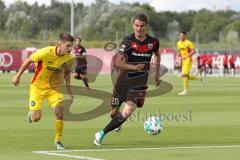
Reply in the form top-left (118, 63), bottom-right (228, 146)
top-left (115, 52), bottom-right (144, 71)
top-left (12, 57), bottom-right (33, 86)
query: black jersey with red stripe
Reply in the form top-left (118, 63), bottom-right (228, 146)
top-left (73, 45), bottom-right (87, 66)
top-left (118, 33), bottom-right (159, 79)
top-left (119, 33), bottom-right (159, 71)
top-left (113, 34), bottom-right (159, 101)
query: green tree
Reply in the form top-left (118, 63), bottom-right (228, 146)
top-left (41, 10), bottom-right (63, 31)
top-left (0, 0), bottom-right (6, 30)
top-left (191, 10), bottom-right (227, 42)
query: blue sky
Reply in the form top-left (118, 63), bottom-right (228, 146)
top-left (3, 0), bottom-right (240, 12)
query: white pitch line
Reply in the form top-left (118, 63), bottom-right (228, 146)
top-left (33, 144), bottom-right (240, 154)
top-left (34, 151), bottom-right (105, 160)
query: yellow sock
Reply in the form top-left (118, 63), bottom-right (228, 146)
top-left (183, 77), bottom-right (188, 92)
top-left (189, 74), bottom-right (199, 80)
top-left (55, 119), bottom-right (64, 142)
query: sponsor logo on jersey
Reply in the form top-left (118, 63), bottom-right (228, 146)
top-left (120, 44), bottom-right (126, 52)
top-left (46, 66), bottom-right (62, 74)
top-left (132, 52), bottom-right (151, 57)
top-left (62, 62), bottom-right (66, 68)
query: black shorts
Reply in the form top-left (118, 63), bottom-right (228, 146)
top-left (75, 65), bottom-right (87, 74)
top-left (111, 87), bottom-right (147, 108)
top-left (224, 65), bottom-right (228, 69)
top-left (198, 65), bottom-right (204, 70)
top-left (230, 64), bottom-right (235, 69)
top-left (111, 72), bottom-right (148, 108)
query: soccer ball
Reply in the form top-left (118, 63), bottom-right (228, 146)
top-left (144, 116), bottom-right (163, 135)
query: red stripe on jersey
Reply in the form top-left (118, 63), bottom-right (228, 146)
top-left (131, 39), bottom-right (158, 52)
top-left (131, 42), bottom-right (149, 52)
top-left (31, 61), bottom-right (42, 84)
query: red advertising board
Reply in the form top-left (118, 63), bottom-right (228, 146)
top-left (1, 49), bottom-right (240, 73)
top-left (0, 50), bottom-right (22, 71)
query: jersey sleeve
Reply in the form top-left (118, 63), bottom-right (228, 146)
top-left (30, 47), bottom-right (48, 62)
top-left (119, 36), bottom-right (132, 54)
top-left (82, 47), bottom-right (87, 56)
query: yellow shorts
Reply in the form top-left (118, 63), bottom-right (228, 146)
top-left (29, 85), bottom-right (64, 111)
top-left (182, 58), bottom-right (192, 75)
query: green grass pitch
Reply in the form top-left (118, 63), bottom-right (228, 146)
top-left (0, 73), bottom-right (240, 160)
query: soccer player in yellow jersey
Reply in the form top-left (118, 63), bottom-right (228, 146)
top-left (12, 33), bottom-right (74, 149)
top-left (177, 31), bottom-right (202, 96)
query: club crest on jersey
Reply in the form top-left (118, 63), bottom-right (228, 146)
top-left (148, 44), bottom-right (153, 50)
top-left (31, 101), bottom-right (35, 106)
top-left (62, 62), bottom-right (66, 68)
top-left (132, 43), bottom-right (138, 49)
top-left (120, 44), bottom-right (126, 51)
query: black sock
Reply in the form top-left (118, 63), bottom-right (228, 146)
top-left (83, 77), bottom-right (89, 87)
top-left (103, 113), bottom-right (126, 134)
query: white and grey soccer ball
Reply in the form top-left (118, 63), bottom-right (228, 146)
top-left (144, 116), bottom-right (163, 135)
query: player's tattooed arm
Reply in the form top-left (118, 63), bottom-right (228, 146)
top-left (115, 53), bottom-right (144, 71)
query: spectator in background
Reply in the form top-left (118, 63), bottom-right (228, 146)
top-left (223, 53), bottom-right (229, 76)
top-left (200, 52), bottom-right (207, 76)
top-left (206, 53), bottom-right (212, 75)
top-left (197, 53), bottom-right (205, 77)
top-left (229, 55), bottom-right (236, 76)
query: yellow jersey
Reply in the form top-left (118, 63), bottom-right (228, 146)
top-left (177, 39), bottom-right (195, 59)
top-left (30, 46), bottom-right (73, 89)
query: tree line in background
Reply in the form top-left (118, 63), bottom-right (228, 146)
top-left (0, 0), bottom-right (240, 49)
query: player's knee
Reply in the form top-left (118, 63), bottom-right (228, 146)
top-left (122, 102), bottom-right (136, 118)
top-left (73, 74), bottom-right (79, 79)
top-left (55, 113), bottom-right (63, 120)
top-left (122, 110), bottom-right (132, 119)
top-left (32, 114), bottom-right (41, 122)
top-left (126, 101), bottom-right (136, 108)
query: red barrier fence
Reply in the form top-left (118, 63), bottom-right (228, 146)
top-left (1, 49), bottom-right (240, 73)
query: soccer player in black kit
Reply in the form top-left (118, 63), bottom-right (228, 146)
top-left (73, 37), bottom-right (90, 90)
top-left (94, 13), bottom-right (161, 146)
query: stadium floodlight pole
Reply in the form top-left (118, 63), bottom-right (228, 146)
top-left (70, 0), bottom-right (74, 36)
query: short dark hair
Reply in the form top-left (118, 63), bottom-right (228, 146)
top-left (59, 32), bottom-right (74, 42)
top-left (133, 13), bottom-right (148, 24)
top-left (75, 37), bottom-right (82, 41)
top-left (179, 31), bottom-right (187, 35)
